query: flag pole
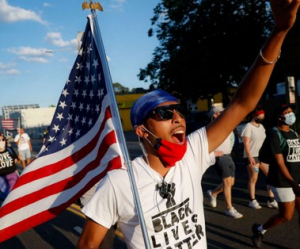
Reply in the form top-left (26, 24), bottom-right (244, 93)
top-left (82, 2), bottom-right (151, 248)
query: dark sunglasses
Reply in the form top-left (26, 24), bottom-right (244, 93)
top-left (150, 104), bottom-right (186, 120)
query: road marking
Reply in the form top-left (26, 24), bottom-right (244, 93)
top-left (67, 204), bottom-right (85, 218)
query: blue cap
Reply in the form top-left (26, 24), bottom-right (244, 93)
top-left (130, 89), bottom-right (178, 127)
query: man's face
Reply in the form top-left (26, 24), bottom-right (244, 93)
top-left (144, 101), bottom-right (186, 145)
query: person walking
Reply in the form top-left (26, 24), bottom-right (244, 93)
top-left (242, 106), bottom-right (278, 209)
top-left (42, 127), bottom-right (49, 145)
top-left (77, 1), bottom-right (300, 248)
top-left (252, 104), bottom-right (300, 248)
top-left (0, 132), bottom-right (20, 206)
top-left (207, 106), bottom-right (243, 219)
top-left (14, 127), bottom-right (32, 168)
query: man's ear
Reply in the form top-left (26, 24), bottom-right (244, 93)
top-left (135, 125), bottom-right (148, 138)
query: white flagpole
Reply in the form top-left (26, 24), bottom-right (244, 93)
top-left (85, 4), bottom-right (151, 249)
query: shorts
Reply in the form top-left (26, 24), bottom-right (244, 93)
top-left (213, 154), bottom-right (235, 179)
top-left (19, 149), bottom-right (31, 160)
top-left (269, 185), bottom-right (300, 203)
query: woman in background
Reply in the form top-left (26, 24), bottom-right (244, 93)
top-left (242, 106), bottom-right (278, 209)
top-left (0, 132), bottom-right (20, 205)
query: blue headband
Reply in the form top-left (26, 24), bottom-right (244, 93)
top-left (130, 89), bottom-right (178, 127)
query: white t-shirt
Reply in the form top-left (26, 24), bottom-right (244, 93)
top-left (215, 132), bottom-right (234, 154)
top-left (82, 127), bottom-right (215, 249)
top-left (14, 133), bottom-right (30, 151)
top-left (241, 123), bottom-right (266, 158)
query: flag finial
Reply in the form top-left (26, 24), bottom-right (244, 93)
top-left (82, 1), bottom-right (103, 11)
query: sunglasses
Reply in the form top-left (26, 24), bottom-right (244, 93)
top-left (150, 104), bottom-right (186, 120)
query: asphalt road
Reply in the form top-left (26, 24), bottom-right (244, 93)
top-left (2, 132), bottom-right (299, 248)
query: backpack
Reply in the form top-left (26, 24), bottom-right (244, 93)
top-left (259, 127), bottom-right (297, 164)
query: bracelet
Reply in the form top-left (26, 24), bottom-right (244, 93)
top-left (259, 48), bottom-right (281, 64)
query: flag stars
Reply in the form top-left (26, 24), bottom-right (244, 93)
top-left (84, 76), bottom-right (90, 85)
top-left (98, 73), bottom-right (102, 82)
top-left (75, 130), bottom-right (81, 137)
top-left (66, 79), bottom-right (71, 85)
top-left (71, 102), bottom-right (77, 109)
top-left (89, 90), bottom-right (94, 99)
top-left (88, 118), bottom-right (93, 126)
top-left (86, 62), bottom-right (90, 71)
top-left (67, 113), bottom-right (73, 121)
top-left (79, 103), bottom-right (84, 111)
top-left (82, 90), bottom-right (87, 98)
top-left (95, 105), bottom-right (100, 114)
top-left (74, 89), bottom-right (79, 97)
top-left (91, 74), bottom-right (96, 84)
top-left (47, 136), bottom-right (55, 142)
top-left (68, 128), bottom-right (74, 136)
top-left (81, 117), bottom-right (86, 125)
top-left (86, 104), bottom-right (91, 112)
top-left (92, 59), bottom-right (99, 69)
top-left (87, 43), bottom-right (93, 53)
top-left (53, 124), bottom-right (60, 133)
top-left (59, 138), bottom-right (67, 147)
top-left (74, 115), bottom-right (79, 123)
top-left (62, 89), bottom-right (69, 97)
top-left (56, 113), bottom-right (64, 121)
top-left (59, 101), bottom-right (67, 109)
top-left (98, 88), bottom-right (104, 99)
top-left (76, 63), bottom-right (83, 71)
top-left (75, 76), bottom-right (82, 84)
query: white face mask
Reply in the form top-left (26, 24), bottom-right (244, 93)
top-left (284, 112), bottom-right (296, 126)
top-left (0, 141), bottom-right (6, 150)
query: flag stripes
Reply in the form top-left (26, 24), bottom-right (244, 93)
top-left (0, 15), bottom-right (125, 242)
top-left (1, 119), bottom-right (18, 131)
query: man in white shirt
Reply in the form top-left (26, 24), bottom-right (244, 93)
top-left (77, 2), bottom-right (300, 248)
top-left (14, 127), bottom-right (33, 168)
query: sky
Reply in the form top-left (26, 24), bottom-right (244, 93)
top-left (0, 0), bottom-right (160, 110)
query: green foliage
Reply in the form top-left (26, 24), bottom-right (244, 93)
top-left (113, 82), bottom-right (129, 94)
top-left (139, 0), bottom-right (273, 104)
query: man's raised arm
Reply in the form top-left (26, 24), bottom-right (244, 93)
top-left (207, 0), bottom-right (300, 153)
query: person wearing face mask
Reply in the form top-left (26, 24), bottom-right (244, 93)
top-left (242, 106), bottom-right (278, 210)
top-left (0, 132), bottom-right (20, 206)
top-left (252, 104), bottom-right (300, 248)
top-left (77, 2), bottom-right (300, 248)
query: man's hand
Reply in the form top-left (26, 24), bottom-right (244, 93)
top-left (291, 182), bottom-right (300, 197)
top-left (271, 0), bottom-right (300, 32)
top-left (248, 156), bottom-right (256, 166)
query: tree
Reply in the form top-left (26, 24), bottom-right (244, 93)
top-left (139, 0), bottom-right (273, 106)
top-left (113, 82), bottom-right (129, 94)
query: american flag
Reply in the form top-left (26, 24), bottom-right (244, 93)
top-left (1, 119), bottom-right (18, 131)
top-left (0, 15), bottom-right (124, 242)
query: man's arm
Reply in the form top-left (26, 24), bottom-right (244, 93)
top-left (207, 0), bottom-right (300, 153)
top-left (14, 135), bottom-right (20, 145)
top-left (77, 218), bottom-right (108, 249)
top-left (27, 139), bottom-right (33, 151)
